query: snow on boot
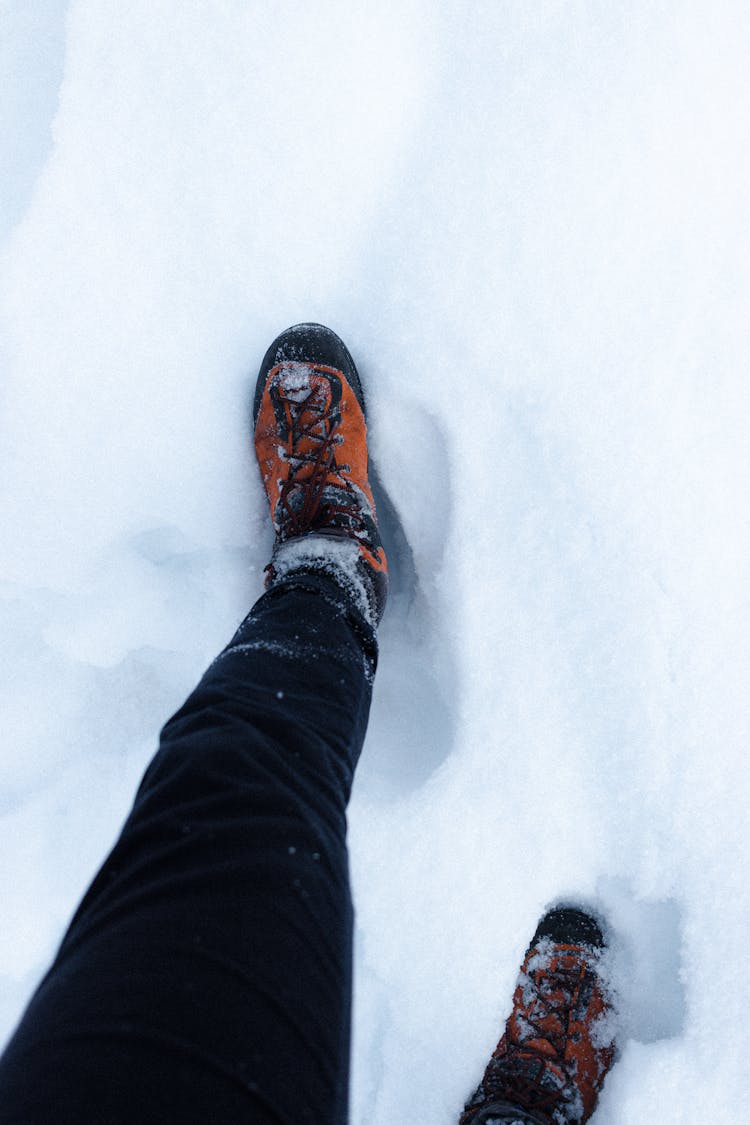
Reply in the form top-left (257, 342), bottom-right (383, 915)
top-left (459, 907), bottom-right (616, 1125)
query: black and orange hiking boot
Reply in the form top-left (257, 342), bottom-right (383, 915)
top-left (253, 322), bottom-right (388, 625)
top-left (459, 907), bottom-right (616, 1125)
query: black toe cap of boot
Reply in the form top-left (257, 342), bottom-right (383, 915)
top-left (532, 906), bottom-right (605, 948)
top-left (254, 323), bottom-right (365, 423)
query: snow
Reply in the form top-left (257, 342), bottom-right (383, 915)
top-left (2, 1), bottom-right (750, 1121)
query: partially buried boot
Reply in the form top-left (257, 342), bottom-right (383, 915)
top-left (459, 907), bottom-right (616, 1125)
top-left (253, 322), bottom-right (388, 625)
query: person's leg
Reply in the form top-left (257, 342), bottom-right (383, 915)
top-left (458, 908), bottom-right (616, 1125)
top-left (0, 323), bottom-right (387, 1124)
top-left (0, 573), bottom-right (374, 1124)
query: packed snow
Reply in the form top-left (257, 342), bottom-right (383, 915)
top-left (2, 2), bottom-right (750, 1121)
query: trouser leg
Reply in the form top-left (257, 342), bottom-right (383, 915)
top-left (0, 572), bottom-right (375, 1124)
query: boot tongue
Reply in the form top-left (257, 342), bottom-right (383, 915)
top-left (274, 367), bottom-right (334, 452)
top-left (280, 376), bottom-right (313, 403)
top-left (277, 362), bottom-right (328, 403)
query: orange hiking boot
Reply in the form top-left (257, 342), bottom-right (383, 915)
top-left (253, 323), bottom-right (388, 624)
top-left (459, 908), bottom-right (616, 1125)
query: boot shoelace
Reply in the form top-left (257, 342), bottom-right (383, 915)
top-left (480, 958), bottom-right (589, 1122)
top-left (276, 382), bottom-right (362, 540)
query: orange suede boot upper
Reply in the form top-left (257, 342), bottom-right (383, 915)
top-left (461, 916), bottom-right (615, 1125)
top-left (253, 333), bottom-right (388, 625)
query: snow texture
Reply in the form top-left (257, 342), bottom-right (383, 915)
top-left (2, 2), bottom-right (750, 1121)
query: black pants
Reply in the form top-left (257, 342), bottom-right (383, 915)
top-left (0, 572), bottom-right (376, 1124)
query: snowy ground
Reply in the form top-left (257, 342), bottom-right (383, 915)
top-left (2, 2), bottom-right (750, 1121)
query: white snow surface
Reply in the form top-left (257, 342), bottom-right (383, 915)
top-left (2, 2), bottom-right (750, 1121)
